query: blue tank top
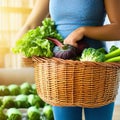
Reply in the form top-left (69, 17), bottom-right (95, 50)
top-left (49, 0), bottom-right (106, 48)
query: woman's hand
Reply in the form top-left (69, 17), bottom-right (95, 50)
top-left (63, 27), bottom-right (85, 47)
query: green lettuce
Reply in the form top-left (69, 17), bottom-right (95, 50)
top-left (12, 18), bottom-right (63, 57)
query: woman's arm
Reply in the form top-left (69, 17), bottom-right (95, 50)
top-left (15, 0), bottom-right (49, 41)
top-left (83, 0), bottom-right (120, 41)
top-left (64, 0), bottom-right (120, 47)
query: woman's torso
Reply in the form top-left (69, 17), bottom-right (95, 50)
top-left (49, 0), bottom-right (106, 48)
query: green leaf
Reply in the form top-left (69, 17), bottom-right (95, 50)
top-left (12, 18), bottom-right (63, 57)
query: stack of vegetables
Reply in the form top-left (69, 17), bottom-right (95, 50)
top-left (12, 18), bottom-right (63, 58)
top-left (0, 82), bottom-right (54, 120)
top-left (77, 45), bottom-right (120, 62)
top-left (104, 46), bottom-right (120, 62)
top-left (11, 18), bottom-right (120, 120)
top-left (12, 18), bottom-right (120, 62)
top-left (12, 18), bottom-right (89, 60)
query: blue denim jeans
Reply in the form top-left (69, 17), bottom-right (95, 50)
top-left (52, 102), bottom-right (114, 120)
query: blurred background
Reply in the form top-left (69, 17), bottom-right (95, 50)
top-left (0, 0), bottom-right (36, 68)
top-left (0, 1), bottom-right (52, 119)
top-left (0, 0), bottom-right (120, 119)
top-left (0, 0), bottom-right (36, 85)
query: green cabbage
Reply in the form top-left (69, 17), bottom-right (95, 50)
top-left (27, 106), bottom-right (40, 120)
top-left (20, 82), bottom-right (32, 95)
top-left (8, 84), bottom-right (20, 96)
top-left (0, 85), bottom-right (10, 96)
top-left (31, 84), bottom-right (37, 94)
top-left (6, 108), bottom-right (22, 120)
top-left (28, 94), bottom-right (45, 108)
top-left (0, 107), bottom-right (8, 120)
top-left (2, 96), bottom-right (16, 108)
top-left (15, 94), bottom-right (30, 108)
top-left (42, 105), bottom-right (54, 120)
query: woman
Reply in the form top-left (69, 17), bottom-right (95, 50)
top-left (16, 0), bottom-right (120, 120)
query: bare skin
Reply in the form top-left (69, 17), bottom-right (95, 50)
top-left (15, 0), bottom-right (49, 41)
top-left (15, 0), bottom-right (120, 47)
top-left (64, 0), bottom-right (120, 47)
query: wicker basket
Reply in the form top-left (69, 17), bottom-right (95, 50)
top-left (32, 56), bottom-right (120, 108)
top-left (21, 57), bottom-right (33, 67)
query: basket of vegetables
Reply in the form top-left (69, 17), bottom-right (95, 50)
top-left (32, 46), bottom-right (120, 108)
top-left (12, 18), bottom-right (120, 108)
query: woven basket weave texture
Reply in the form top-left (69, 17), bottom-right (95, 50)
top-left (33, 56), bottom-right (120, 108)
top-left (21, 57), bottom-right (33, 67)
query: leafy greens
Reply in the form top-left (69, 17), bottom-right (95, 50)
top-left (12, 18), bottom-right (63, 57)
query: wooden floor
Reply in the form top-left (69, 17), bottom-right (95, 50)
top-left (82, 105), bottom-right (120, 120)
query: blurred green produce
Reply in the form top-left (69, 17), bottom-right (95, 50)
top-left (15, 94), bottom-right (30, 108)
top-left (0, 82), bottom-right (54, 120)
top-left (8, 84), bottom-right (20, 96)
top-left (0, 107), bottom-right (8, 120)
top-left (43, 105), bottom-right (54, 120)
top-left (27, 106), bottom-right (41, 120)
top-left (20, 82), bottom-right (32, 95)
top-left (6, 108), bottom-right (22, 120)
top-left (0, 85), bottom-right (10, 96)
top-left (0, 98), bottom-right (2, 107)
top-left (28, 94), bottom-right (45, 108)
top-left (2, 96), bottom-right (16, 108)
top-left (31, 84), bottom-right (37, 94)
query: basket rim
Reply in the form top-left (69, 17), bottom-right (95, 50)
top-left (32, 56), bottom-right (120, 68)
